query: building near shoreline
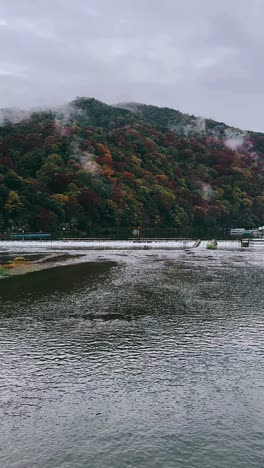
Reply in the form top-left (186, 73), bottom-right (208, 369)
top-left (231, 227), bottom-right (264, 238)
top-left (252, 226), bottom-right (264, 238)
top-left (230, 228), bottom-right (252, 237)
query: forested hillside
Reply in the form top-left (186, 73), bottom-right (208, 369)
top-left (1, 97), bottom-right (264, 238)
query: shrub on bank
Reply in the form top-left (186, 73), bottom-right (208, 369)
top-left (0, 267), bottom-right (10, 277)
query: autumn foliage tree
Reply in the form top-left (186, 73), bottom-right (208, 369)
top-left (0, 97), bottom-right (264, 236)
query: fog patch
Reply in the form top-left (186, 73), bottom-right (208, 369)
top-left (170, 116), bottom-right (207, 136)
top-left (80, 152), bottom-right (102, 175)
top-left (0, 107), bottom-right (33, 125)
top-left (201, 183), bottom-right (215, 201)
top-left (224, 128), bottom-right (247, 151)
top-left (0, 101), bottom-right (84, 129)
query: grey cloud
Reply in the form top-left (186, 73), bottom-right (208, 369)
top-left (0, 0), bottom-right (263, 130)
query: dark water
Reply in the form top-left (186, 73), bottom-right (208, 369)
top-left (1, 246), bottom-right (264, 468)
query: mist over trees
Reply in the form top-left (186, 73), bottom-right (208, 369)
top-left (1, 97), bottom-right (264, 237)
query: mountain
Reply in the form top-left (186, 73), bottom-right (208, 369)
top-left (0, 97), bottom-right (264, 238)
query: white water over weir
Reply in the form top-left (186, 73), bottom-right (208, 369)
top-left (0, 239), bottom-right (241, 252)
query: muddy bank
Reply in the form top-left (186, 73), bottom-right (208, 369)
top-left (0, 259), bottom-right (116, 301)
top-left (0, 253), bottom-right (84, 279)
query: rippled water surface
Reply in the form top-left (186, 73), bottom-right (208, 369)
top-left (1, 242), bottom-right (264, 468)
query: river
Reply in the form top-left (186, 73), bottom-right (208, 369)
top-left (0, 241), bottom-right (264, 468)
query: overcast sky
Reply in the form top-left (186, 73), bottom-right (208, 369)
top-left (0, 0), bottom-right (264, 131)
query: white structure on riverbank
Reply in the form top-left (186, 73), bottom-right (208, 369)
top-left (252, 226), bottom-right (264, 237)
top-left (231, 226), bottom-right (264, 238)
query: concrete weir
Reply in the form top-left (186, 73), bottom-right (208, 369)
top-left (0, 240), bottom-right (241, 253)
